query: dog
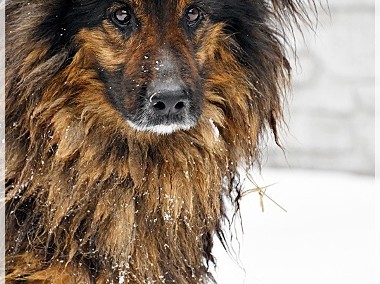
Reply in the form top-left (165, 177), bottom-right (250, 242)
top-left (5, 0), bottom-right (313, 283)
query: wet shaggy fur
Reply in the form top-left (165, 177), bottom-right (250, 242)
top-left (5, 0), bottom-right (313, 283)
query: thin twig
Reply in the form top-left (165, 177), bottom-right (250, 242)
top-left (241, 183), bottom-right (287, 213)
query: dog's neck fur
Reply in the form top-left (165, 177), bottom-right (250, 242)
top-left (6, 107), bottom-right (245, 282)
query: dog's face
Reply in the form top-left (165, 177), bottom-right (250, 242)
top-left (56, 1), bottom-right (215, 135)
top-left (83, 1), bottom-right (206, 135)
top-left (36, 0), bottom-right (281, 136)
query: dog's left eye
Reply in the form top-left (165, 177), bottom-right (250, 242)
top-left (185, 6), bottom-right (203, 27)
top-left (111, 7), bottom-right (132, 26)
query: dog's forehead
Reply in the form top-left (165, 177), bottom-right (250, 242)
top-left (131, 0), bottom-right (192, 14)
top-left (132, 0), bottom-right (190, 7)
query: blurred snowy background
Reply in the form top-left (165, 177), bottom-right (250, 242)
top-left (266, 0), bottom-right (375, 175)
top-left (212, 1), bottom-right (376, 283)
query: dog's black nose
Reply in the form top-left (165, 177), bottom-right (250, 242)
top-left (150, 90), bottom-right (188, 115)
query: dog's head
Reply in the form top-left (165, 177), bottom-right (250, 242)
top-left (27, 0), bottom-right (304, 137)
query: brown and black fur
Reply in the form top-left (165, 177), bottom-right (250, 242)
top-left (5, 0), bottom-right (314, 283)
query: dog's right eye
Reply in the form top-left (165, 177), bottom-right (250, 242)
top-left (185, 6), bottom-right (204, 28)
top-left (111, 7), bottom-right (132, 27)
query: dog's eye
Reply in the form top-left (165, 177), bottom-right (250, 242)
top-left (112, 7), bottom-right (132, 26)
top-left (185, 7), bottom-right (203, 27)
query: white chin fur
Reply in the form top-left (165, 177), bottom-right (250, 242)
top-left (128, 122), bottom-right (194, 135)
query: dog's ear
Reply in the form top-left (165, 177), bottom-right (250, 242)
top-left (268, 0), bottom-right (318, 32)
top-left (269, 0), bottom-right (316, 16)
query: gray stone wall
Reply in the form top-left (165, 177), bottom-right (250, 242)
top-left (266, 0), bottom-right (375, 175)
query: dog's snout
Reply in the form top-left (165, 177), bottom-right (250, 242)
top-left (150, 89), bottom-right (188, 115)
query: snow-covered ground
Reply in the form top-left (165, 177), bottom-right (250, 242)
top-left (212, 168), bottom-right (376, 284)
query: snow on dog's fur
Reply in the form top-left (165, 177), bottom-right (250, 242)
top-left (5, 0), bottom-right (314, 282)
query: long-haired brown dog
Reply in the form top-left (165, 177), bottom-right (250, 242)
top-left (5, 0), bottom-right (313, 283)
